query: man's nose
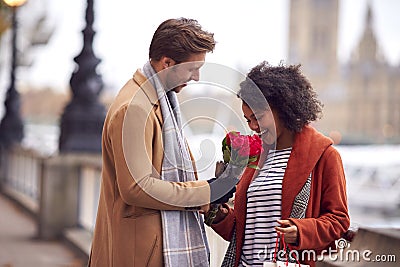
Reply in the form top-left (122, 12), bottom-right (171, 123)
top-left (191, 70), bottom-right (200, 81)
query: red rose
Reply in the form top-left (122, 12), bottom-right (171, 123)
top-left (226, 131), bottom-right (239, 147)
top-left (230, 134), bottom-right (247, 150)
top-left (249, 134), bottom-right (262, 156)
top-left (238, 144), bottom-right (250, 157)
top-left (222, 131), bottom-right (263, 169)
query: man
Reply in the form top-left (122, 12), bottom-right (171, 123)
top-left (88, 18), bottom-right (238, 267)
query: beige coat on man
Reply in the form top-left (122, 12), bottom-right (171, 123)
top-left (88, 70), bottom-right (210, 267)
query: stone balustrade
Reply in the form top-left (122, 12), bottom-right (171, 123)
top-left (0, 145), bottom-right (229, 266)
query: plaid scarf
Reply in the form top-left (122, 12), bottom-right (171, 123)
top-left (142, 62), bottom-right (210, 267)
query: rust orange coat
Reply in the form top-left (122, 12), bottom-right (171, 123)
top-left (212, 125), bottom-right (350, 267)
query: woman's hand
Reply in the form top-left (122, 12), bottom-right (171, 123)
top-left (204, 204), bottom-right (229, 224)
top-left (275, 219), bottom-right (298, 244)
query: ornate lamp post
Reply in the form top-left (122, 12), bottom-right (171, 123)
top-left (0, 0), bottom-right (26, 148)
top-left (59, 0), bottom-right (106, 153)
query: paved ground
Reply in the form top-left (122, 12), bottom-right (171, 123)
top-left (0, 194), bottom-right (86, 267)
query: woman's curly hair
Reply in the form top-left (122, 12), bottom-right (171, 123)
top-left (238, 61), bottom-right (323, 132)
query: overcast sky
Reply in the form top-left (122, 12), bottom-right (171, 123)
top-left (1, 0), bottom-right (400, 95)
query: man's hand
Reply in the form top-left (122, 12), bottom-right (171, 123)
top-left (208, 163), bottom-right (242, 204)
top-left (207, 177), bottom-right (236, 204)
top-left (275, 219), bottom-right (298, 244)
top-left (199, 204), bottom-right (210, 214)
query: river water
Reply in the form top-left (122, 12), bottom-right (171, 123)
top-left (22, 123), bottom-right (400, 229)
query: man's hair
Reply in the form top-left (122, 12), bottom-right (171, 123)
top-left (238, 61), bottom-right (323, 132)
top-left (149, 18), bottom-right (216, 62)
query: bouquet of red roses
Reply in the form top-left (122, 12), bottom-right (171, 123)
top-left (204, 131), bottom-right (263, 226)
top-left (222, 131), bottom-right (263, 169)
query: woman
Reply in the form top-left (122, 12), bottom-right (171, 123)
top-left (209, 62), bottom-right (350, 267)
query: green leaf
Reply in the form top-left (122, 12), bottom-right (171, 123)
top-left (222, 137), bottom-right (227, 147)
top-left (248, 157), bottom-right (257, 162)
top-left (247, 164), bottom-right (260, 170)
top-left (223, 149), bottom-right (231, 163)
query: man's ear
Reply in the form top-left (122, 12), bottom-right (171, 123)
top-left (160, 56), bottom-right (176, 69)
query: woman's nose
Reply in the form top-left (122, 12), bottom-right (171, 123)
top-left (249, 121), bottom-right (259, 132)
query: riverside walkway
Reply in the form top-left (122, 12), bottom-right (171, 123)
top-left (1, 145), bottom-right (399, 267)
top-left (0, 194), bottom-right (86, 267)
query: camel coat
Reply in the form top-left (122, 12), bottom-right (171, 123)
top-left (88, 70), bottom-right (210, 267)
top-left (212, 125), bottom-right (350, 267)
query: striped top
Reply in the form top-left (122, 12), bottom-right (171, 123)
top-left (240, 148), bottom-right (292, 266)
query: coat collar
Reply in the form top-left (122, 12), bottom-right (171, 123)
top-left (132, 69), bottom-right (163, 124)
top-left (132, 69), bottom-right (159, 105)
top-left (281, 125), bottom-right (333, 218)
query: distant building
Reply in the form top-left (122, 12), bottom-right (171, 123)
top-left (288, 0), bottom-right (400, 144)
